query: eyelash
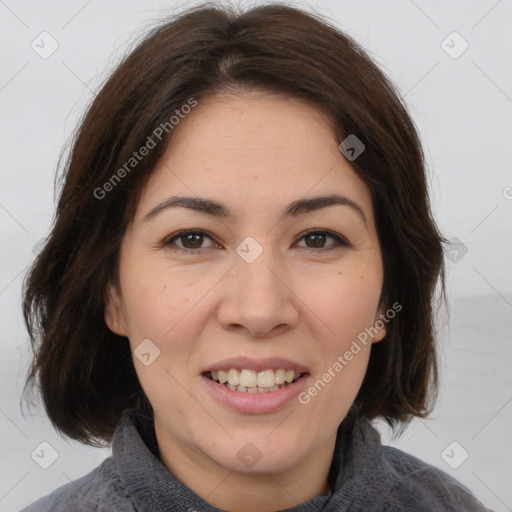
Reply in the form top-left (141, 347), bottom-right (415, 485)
top-left (162, 229), bottom-right (350, 254)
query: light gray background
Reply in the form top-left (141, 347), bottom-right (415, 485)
top-left (1, 0), bottom-right (511, 511)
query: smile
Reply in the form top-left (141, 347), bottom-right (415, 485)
top-left (204, 368), bottom-right (305, 393)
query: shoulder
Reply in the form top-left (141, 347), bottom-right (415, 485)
top-left (345, 417), bottom-right (493, 511)
top-left (19, 457), bottom-right (135, 512)
top-left (375, 445), bottom-right (493, 511)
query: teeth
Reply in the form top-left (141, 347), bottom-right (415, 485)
top-left (257, 369), bottom-right (275, 388)
top-left (240, 369), bottom-right (257, 387)
top-left (208, 368), bottom-right (304, 393)
top-left (227, 369), bottom-right (240, 386)
top-left (285, 370), bottom-right (295, 383)
top-left (274, 369), bottom-right (286, 385)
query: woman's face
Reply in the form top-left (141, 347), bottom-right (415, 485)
top-left (106, 91), bottom-right (387, 477)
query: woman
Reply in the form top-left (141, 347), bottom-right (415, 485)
top-left (20, 2), bottom-right (493, 511)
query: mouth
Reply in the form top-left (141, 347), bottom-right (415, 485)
top-left (203, 368), bottom-right (308, 393)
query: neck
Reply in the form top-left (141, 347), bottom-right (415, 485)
top-left (154, 424), bottom-right (337, 512)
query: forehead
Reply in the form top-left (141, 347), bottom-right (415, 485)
top-left (135, 92), bottom-right (374, 224)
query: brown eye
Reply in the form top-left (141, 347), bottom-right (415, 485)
top-left (305, 232), bottom-right (327, 248)
top-left (179, 232), bottom-right (204, 249)
top-left (163, 230), bottom-right (217, 253)
top-left (297, 230), bottom-right (349, 251)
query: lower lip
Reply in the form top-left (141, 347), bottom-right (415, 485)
top-left (200, 374), bottom-right (309, 414)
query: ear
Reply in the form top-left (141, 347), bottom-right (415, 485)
top-left (371, 302), bottom-right (388, 344)
top-left (104, 282), bottom-right (128, 337)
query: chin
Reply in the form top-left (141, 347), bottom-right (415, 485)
top-left (203, 431), bottom-right (309, 474)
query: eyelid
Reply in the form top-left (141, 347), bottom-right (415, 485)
top-left (162, 228), bottom-right (350, 253)
top-left (298, 228), bottom-right (350, 248)
top-left (162, 229), bottom-right (220, 251)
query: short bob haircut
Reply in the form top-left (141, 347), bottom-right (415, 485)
top-left (22, 1), bottom-right (447, 447)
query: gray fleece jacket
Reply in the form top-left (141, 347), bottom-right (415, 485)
top-left (20, 410), bottom-right (493, 511)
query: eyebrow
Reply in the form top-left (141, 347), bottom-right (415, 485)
top-left (142, 194), bottom-right (367, 227)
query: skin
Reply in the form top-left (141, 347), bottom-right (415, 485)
top-left (105, 91), bottom-right (387, 512)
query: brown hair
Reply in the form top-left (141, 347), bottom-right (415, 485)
top-left (21, 1), bottom-right (447, 446)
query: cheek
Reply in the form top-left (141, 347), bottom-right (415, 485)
top-left (120, 266), bottom-right (211, 356)
top-left (122, 280), bottom-right (171, 337)
top-left (297, 271), bottom-right (379, 421)
top-left (120, 274), bottom-right (200, 404)
top-left (297, 263), bottom-right (383, 343)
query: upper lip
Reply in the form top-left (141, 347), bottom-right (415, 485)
top-left (202, 356), bottom-right (309, 374)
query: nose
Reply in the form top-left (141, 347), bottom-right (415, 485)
top-left (216, 251), bottom-right (300, 338)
